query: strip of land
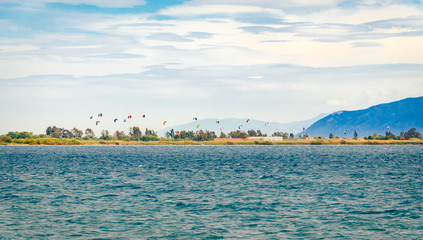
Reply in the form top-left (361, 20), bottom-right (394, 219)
top-left (1, 138), bottom-right (422, 145)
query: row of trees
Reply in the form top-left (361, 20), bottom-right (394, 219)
top-left (164, 129), bottom-right (296, 141)
top-left (365, 128), bottom-right (422, 140)
top-left (167, 130), bottom-right (217, 141)
top-left (4, 127), bottom-right (422, 142)
top-left (44, 126), bottom-right (158, 141)
top-left (325, 128), bottom-right (422, 140)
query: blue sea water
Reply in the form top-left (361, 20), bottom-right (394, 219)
top-left (0, 145), bottom-right (422, 239)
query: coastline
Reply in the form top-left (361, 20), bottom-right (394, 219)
top-left (1, 138), bottom-right (423, 146)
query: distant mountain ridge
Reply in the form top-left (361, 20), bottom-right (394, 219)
top-left (299, 96), bottom-right (423, 138)
top-left (158, 113), bottom-right (328, 137)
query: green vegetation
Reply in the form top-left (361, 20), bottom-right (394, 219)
top-left (272, 131), bottom-right (294, 139)
top-left (1, 127), bottom-right (422, 145)
top-left (169, 130), bottom-right (216, 141)
top-left (364, 128), bottom-right (422, 140)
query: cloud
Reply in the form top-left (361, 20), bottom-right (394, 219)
top-left (327, 99), bottom-right (355, 106)
top-left (185, 0), bottom-right (341, 9)
top-left (0, 0), bottom-right (146, 8)
top-left (158, 4), bottom-right (282, 18)
top-left (351, 42), bottom-right (382, 47)
top-left (148, 33), bottom-right (193, 42)
top-left (90, 53), bottom-right (145, 59)
top-left (186, 31), bottom-right (214, 39)
top-left (286, 4), bottom-right (423, 24)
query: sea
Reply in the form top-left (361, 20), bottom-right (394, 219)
top-left (0, 145), bottom-right (422, 239)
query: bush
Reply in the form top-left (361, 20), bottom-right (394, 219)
top-left (310, 139), bottom-right (324, 145)
top-left (254, 140), bottom-right (273, 145)
top-left (0, 136), bottom-right (12, 143)
top-left (228, 131), bottom-right (249, 139)
top-left (140, 135), bottom-right (159, 141)
top-left (259, 141), bottom-right (273, 145)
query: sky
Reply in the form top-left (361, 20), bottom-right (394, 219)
top-left (1, 0), bottom-right (423, 135)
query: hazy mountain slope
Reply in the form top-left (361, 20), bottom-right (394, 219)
top-left (158, 113), bottom-right (328, 137)
top-left (298, 96), bottom-right (423, 138)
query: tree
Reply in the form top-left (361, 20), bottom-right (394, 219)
top-left (62, 129), bottom-right (74, 138)
top-left (385, 131), bottom-right (396, 139)
top-left (300, 133), bottom-right (309, 139)
top-left (272, 132), bottom-right (283, 137)
top-left (403, 128), bottom-right (422, 139)
top-left (114, 131), bottom-right (126, 140)
top-left (144, 128), bottom-right (157, 137)
top-left (7, 131), bottom-right (32, 139)
top-left (329, 133), bottom-right (334, 139)
top-left (289, 133), bottom-right (294, 139)
top-left (174, 130), bottom-right (185, 140)
top-left (205, 130), bottom-right (217, 140)
top-left (51, 126), bottom-right (62, 138)
top-left (193, 130), bottom-right (207, 141)
top-left (257, 130), bottom-right (263, 137)
top-left (353, 131), bottom-right (358, 139)
top-left (256, 130), bottom-right (267, 137)
top-left (228, 131), bottom-right (249, 139)
top-left (219, 132), bottom-right (227, 138)
top-left (248, 130), bottom-right (258, 137)
top-left (85, 128), bottom-right (95, 138)
top-left (129, 126), bottom-right (142, 141)
top-left (100, 130), bottom-right (111, 140)
top-left (46, 126), bottom-right (53, 136)
top-left (6, 131), bottom-right (18, 139)
top-left (72, 128), bottom-right (83, 138)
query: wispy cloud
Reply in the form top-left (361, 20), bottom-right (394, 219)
top-left (0, 0), bottom-right (146, 8)
top-left (351, 42), bottom-right (382, 47)
top-left (148, 33), bottom-right (193, 42)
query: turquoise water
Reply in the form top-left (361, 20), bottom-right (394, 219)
top-left (1, 145), bottom-right (422, 239)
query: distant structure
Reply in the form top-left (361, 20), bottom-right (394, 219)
top-left (248, 137), bottom-right (284, 141)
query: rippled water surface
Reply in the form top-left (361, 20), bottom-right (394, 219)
top-left (1, 145), bottom-right (423, 239)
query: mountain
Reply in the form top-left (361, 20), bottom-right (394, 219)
top-left (158, 113), bottom-right (328, 137)
top-left (298, 96), bottom-right (423, 138)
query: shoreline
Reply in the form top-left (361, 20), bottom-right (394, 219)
top-left (1, 138), bottom-right (423, 146)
